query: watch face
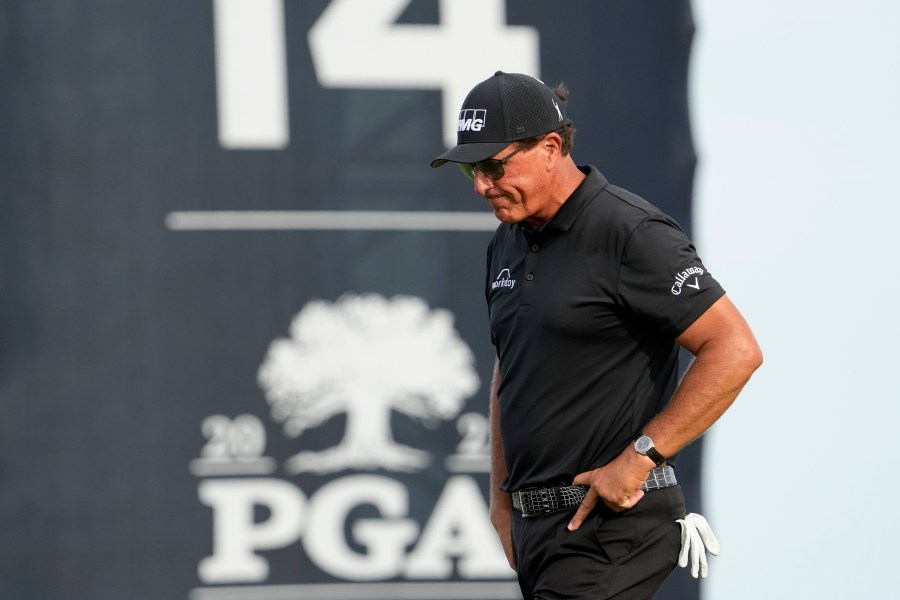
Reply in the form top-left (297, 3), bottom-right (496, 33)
top-left (635, 436), bottom-right (652, 453)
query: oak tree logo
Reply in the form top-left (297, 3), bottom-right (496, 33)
top-left (258, 294), bottom-right (479, 474)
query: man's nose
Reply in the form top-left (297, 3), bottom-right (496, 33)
top-left (473, 169), bottom-right (493, 195)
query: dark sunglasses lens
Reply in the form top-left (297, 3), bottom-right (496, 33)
top-left (457, 159), bottom-right (504, 181)
top-left (476, 159), bottom-right (504, 180)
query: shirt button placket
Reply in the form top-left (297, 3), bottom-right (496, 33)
top-left (526, 244), bottom-right (538, 282)
top-left (521, 235), bottom-right (540, 308)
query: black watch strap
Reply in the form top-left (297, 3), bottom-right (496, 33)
top-left (644, 445), bottom-right (666, 466)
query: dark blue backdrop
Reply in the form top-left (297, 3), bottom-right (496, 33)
top-left (0, 1), bottom-right (702, 598)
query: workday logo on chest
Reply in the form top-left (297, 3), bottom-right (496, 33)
top-left (492, 268), bottom-right (516, 291)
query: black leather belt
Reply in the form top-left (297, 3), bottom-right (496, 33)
top-left (511, 465), bottom-right (677, 518)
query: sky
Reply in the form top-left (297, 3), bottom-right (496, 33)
top-left (692, 1), bottom-right (900, 598)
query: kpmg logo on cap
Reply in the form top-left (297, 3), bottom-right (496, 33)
top-left (457, 109), bottom-right (486, 133)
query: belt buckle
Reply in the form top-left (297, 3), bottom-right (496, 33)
top-left (514, 486), bottom-right (550, 518)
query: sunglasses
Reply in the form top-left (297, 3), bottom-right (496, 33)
top-left (458, 145), bottom-right (526, 181)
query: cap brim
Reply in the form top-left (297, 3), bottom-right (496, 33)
top-left (430, 141), bottom-right (510, 168)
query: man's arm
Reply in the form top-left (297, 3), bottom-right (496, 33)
top-left (568, 295), bottom-right (762, 530)
top-left (488, 359), bottom-right (516, 570)
top-left (644, 294), bottom-right (763, 456)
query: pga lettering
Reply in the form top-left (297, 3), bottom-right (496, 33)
top-left (198, 474), bottom-right (512, 583)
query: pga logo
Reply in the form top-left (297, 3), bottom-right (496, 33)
top-left (457, 109), bottom-right (486, 132)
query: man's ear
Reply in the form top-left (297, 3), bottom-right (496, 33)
top-left (542, 132), bottom-right (564, 169)
top-left (543, 132), bottom-right (563, 154)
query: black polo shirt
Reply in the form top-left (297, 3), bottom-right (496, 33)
top-left (486, 166), bottom-right (725, 492)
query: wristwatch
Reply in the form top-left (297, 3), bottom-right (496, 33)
top-left (634, 434), bottom-right (667, 466)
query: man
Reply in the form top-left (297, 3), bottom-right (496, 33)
top-left (431, 71), bottom-right (762, 599)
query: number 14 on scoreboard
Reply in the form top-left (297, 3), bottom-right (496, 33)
top-left (212, 0), bottom-right (539, 150)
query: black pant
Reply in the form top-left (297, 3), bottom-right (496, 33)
top-left (511, 485), bottom-right (685, 600)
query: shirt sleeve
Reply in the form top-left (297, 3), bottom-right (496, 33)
top-left (616, 215), bottom-right (726, 337)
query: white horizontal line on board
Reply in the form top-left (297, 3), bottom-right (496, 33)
top-left (165, 211), bottom-right (499, 232)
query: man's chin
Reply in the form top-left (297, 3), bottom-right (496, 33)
top-left (492, 208), bottom-right (522, 224)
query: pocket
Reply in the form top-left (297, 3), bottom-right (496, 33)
top-left (593, 510), bottom-right (640, 564)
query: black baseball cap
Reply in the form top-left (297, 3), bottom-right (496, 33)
top-left (431, 71), bottom-right (569, 168)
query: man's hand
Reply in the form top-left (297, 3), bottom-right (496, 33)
top-left (490, 496), bottom-right (516, 571)
top-left (567, 446), bottom-right (654, 531)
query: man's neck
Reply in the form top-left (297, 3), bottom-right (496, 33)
top-left (522, 157), bottom-right (586, 229)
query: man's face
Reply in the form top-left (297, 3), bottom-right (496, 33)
top-left (472, 140), bottom-right (555, 227)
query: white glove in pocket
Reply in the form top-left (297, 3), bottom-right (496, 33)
top-left (676, 512), bottom-right (720, 578)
